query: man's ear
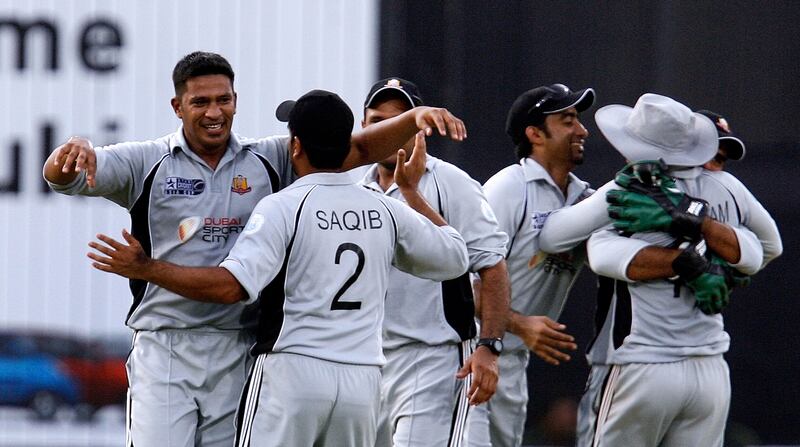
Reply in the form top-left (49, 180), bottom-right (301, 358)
top-left (525, 125), bottom-right (544, 145)
top-left (233, 91), bottom-right (238, 115)
top-left (171, 96), bottom-right (182, 119)
top-left (291, 136), bottom-right (303, 159)
top-left (360, 119), bottom-right (366, 129)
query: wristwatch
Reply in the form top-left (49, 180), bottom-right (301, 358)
top-left (476, 338), bottom-right (504, 355)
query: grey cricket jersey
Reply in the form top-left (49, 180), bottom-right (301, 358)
top-left (47, 128), bottom-right (294, 331)
top-left (358, 156), bottom-right (507, 349)
top-left (220, 172), bottom-right (469, 366)
top-left (540, 169), bottom-right (781, 366)
top-left (484, 157), bottom-right (591, 352)
top-left (586, 169), bottom-right (765, 364)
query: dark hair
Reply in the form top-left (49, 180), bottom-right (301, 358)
top-left (514, 119), bottom-right (550, 158)
top-left (172, 51), bottom-right (235, 96)
top-left (292, 132), bottom-right (352, 170)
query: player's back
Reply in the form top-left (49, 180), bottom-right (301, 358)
top-left (222, 172), bottom-right (469, 367)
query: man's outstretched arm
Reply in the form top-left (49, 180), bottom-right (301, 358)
top-left (343, 106), bottom-right (466, 170)
top-left (88, 229), bottom-right (246, 304)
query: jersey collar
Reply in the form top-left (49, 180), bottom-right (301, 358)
top-left (520, 157), bottom-right (589, 201)
top-left (168, 126), bottom-right (244, 157)
top-left (287, 171), bottom-right (356, 189)
top-left (357, 155), bottom-right (437, 194)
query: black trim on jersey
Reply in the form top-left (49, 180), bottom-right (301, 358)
top-left (251, 187), bottom-right (316, 355)
top-left (441, 275), bottom-right (477, 340)
top-left (504, 170), bottom-right (529, 257)
top-left (125, 154), bottom-right (168, 325)
top-left (587, 276), bottom-right (633, 353)
top-left (376, 196), bottom-right (399, 248)
top-left (244, 147), bottom-right (281, 194)
top-left (431, 171), bottom-right (477, 341)
top-left (612, 280), bottom-right (632, 349)
top-left (586, 276), bottom-right (615, 353)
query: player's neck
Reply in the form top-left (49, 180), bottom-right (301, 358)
top-left (376, 164), bottom-right (395, 192)
top-left (531, 154), bottom-right (572, 195)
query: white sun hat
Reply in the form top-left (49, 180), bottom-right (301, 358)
top-left (595, 93), bottom-right (718, 167)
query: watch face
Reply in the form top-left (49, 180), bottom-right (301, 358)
top-left (479, 338), bottom-right (503, 354)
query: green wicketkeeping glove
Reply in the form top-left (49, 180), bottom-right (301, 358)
top-left (613, 159), bottom-right (676, 190)
top-left (671, 241), bottom-right (750, 314)
top-left (607, 160), bottom-right (709, 241)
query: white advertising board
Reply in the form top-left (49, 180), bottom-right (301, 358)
top-left (0, 0), bottom-right (377, 336)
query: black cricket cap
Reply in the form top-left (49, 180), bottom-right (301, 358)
top-left (364, 77), bottom-right (424, 110)
top-left (696, 109), bottom-right (746, 161)
top-left (506, 83), bottom-right (595, 144)
top-left (276, 89), bottom-right (354, 150)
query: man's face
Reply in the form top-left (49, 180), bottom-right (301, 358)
top-left (171, 74), bottom-right (237, 155)
top-left (539, 107), bottom-right (589, 166)
top-left (362, 97), bottom-right (413, 170)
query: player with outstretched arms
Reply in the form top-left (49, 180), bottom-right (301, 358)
top-left (87, 90), bottom-right (469, 447)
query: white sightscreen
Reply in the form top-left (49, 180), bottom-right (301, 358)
top-left (0, 0), bottom-right (378, 335)
top-left (0, 1), bottom-right (376, 443)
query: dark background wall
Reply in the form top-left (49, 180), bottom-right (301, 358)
top-left (379, 1), bottom-right (799, 444)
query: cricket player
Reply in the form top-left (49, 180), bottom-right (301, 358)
top-left (87, 89), bottom-right (470, 447)
top-left (358, 78), bottom-right (510, 447)
top-left (43, 51), bottom-right (467, 447)
top-left (466, 83), bottom-right (594, 447)
top-left (541, 93), bottom-right (780, 446)
top-left (538, 102), bottom-right (782, 446)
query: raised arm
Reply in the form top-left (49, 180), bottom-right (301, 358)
top-left (44, 137), bottom-right (98, 188)
top-left (393, 132), bottom-right (448, 227)
top-left (342, 106), bottom-right (466, 171)
top-left (539, 180), bottom-right (615, 253)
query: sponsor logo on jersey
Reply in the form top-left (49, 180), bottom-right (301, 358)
top-left (165, 177), bottom-right (205, 196)
top-left (177, 216), bottom-right (202, 243)
top-left (531, 211), bottom-right (552, 230)
top-left (231, 175), bottom-right (252, 195)
top-left (528, 251), bottom-right (578, 275)
top-left (202, 217), bottom-right (246, 243)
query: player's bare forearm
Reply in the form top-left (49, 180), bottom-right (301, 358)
top-left (139, 262), bottom-right (245, 304)
top-left (88, 230), bottom-right (246, 304)
top-left (343, 106), bottom-right (466, 170)
top-left (476, 261), bottom-right (510, 339)
top-left (701, 217), bottom-right (740, 264)
top-left (399, 188), bottom-right (448, 226)
top-left (625, 246), bottom-right (682, 281)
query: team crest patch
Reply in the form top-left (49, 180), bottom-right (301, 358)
top-left (231, 175), bottom-right (252, 195)
top-left (165, 177), bottom-right (205, 196)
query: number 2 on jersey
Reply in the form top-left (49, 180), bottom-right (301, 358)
top-left (331, 243), bottom-right (364, 310)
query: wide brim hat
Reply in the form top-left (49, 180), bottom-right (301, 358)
top-left (595, 93), bottom-right (718, 167)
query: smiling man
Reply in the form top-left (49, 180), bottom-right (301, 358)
top-left (466, 84), bottom-right (595, 447)
top-left (42, 51), bottom-right (467, 447)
